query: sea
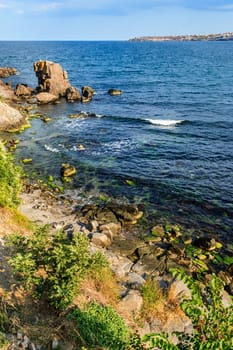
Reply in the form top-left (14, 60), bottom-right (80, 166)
top-left (1, 41), bottom-right (233, 245)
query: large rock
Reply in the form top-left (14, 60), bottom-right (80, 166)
top-left (0, 101), bottom-right (27, 131)
top-left (34, 60), bottom-right (71, 97)
top-left (0, 67), bottom-right (17, 78)
top-left (36, 92), bottom-right (58, 104)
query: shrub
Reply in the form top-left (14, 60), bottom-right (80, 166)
top-left (0, 141), bottom-right (21, 207)
top-left (9, 227), bottom-right (108, 310)
top-left (142, 269), bottom-right (233, 350)
top-left (69, 301), bottom-right (130, 350)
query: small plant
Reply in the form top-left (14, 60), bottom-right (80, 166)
top-left (69, 301), bottom-right (130, 349)
top-left (9, 226), bottom-right (108, 310)
top-left (0, 141), bottom-right (21, 207)
top-left (142, 269), bottom-right (233, 350)
top-left (141, 278), bottom-right (163, 319)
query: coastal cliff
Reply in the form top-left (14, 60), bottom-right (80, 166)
top-left (129, 31), bottom-right (233, 42)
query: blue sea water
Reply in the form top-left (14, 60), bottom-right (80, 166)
top-left (1, 41), bottom-right (233, 240)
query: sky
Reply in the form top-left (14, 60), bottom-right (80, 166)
top-left (0, 0), bottom-right (233, 40)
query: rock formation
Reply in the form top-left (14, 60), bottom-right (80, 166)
top-left (34, 60), bottom-right (71, 97)
top-left (15, 84), bottom-right (33, 97)
top-left (81, 86), bottom-right (95, 103)
top-left (66, 86), bottom-right (81, 102)
top-left (0, 67), bottom-right (18, 78)
top-left (0, 101), bottom-right (27, 131)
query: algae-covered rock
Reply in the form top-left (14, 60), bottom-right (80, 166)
top-left (60, 163), bottom-right (76, 177)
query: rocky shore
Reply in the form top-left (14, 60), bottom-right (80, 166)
top-left (0, 61), bottom-right (232, 349)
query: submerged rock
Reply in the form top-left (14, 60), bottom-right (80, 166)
top-left (108, 88), bottom-right (123, 96)
top-left (60, 163), bottom-right (77, 177)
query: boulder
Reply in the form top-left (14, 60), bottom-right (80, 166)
top-left (0, 67), bottom-right (18, 78)
top-left (0, 101), bottom-right (27, 131)
top-left (60, 163), bottom-right (76, 177)
top-left (36, 92), bottom-right (58, 104)
top-left (103, 251), bottom-right (134, 277)
top-left (91, 232), bottom-right (111, 248)
top-left (15, 84), bottom-right (33, 97)
top-left (81, 86), bottom-right (95, 103)
top-left (99, 222), bottom-right (121, 240)
top-left (119, 290), bottom-right (143, 316)
top-left (108, 88), bottom-right (123, 96)
top-left (34, 60), bottom-right (71, 97)
top-left (66, 86), bottom-right (81, 102)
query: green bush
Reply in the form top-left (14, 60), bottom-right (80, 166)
top-left (142, 269), bottom-right (233, 350)
top-left (69, 302), bottom-right (130, 350)
top-left (9, 226), bottom-right (108, 310)
top-left (0, 141), bottom-right (21, 207)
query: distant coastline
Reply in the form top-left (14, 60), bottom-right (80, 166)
top-left (129, 32), bottom-right (233, 42)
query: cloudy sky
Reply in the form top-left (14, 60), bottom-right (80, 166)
top-left (0, 0), bottom-right (233, 40)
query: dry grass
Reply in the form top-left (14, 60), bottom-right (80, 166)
top-left (0, 207), bottom-right (32, 237)
top-left (76, 267), bottom-right (120, 308)
top-left (139, 278), bottom-right (185, 326)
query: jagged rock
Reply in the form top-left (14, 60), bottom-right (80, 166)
top-left (66, 86), bottom-right (81, 102)
top-left (108, 88), bottom-right (123, 96)
top-left (0, 101), bottom-right (27, 131)
top-left (36, 92), bottom-right (58, 104)
top-left (79, 202), bottom-right (143, 226)
top-left (81, 86), bottom-right (95, 103)
top-left (34, 60), bottom-right (71, 96)
top-left (15, 84), bottom-right (33, 97)
top-left (0, 67), bottom-right (17, 78)
top-left (119, 290), bottom-right (143, 316)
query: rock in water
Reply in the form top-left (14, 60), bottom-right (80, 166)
top-left (0, 67), bottom-right (18, 78)
top-left (36, 92), bottom-right (59, 104)
top-left (15, 84), bottom-right (34, 97)
top-left (108, 88), bottom-right (123, 96)
top-left (60, 163), bottom-right (77, 177)
top-left (34, 60), bottom-right (71, 97)
top-left (0, 101), bottom-right (27, 131)
top-left (81, 86), bottom-right (95, 103)
top-left (66, 86), bottom-right (81, 102)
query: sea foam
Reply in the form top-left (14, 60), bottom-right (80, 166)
top-left (146, 119), bottom-right (184, 126)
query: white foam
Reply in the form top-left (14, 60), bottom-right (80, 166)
top-left (146, 119), bottom-right (184, 126)
top-left (44, 144), bottom-right (60, 153)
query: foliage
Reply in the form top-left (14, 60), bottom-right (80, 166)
top-left (69, 301), bottom-right (130, 350)
top-left (0, 141), bottom-right (21, 207)
top-left (9, 226), bottom-right (108, 310)
top-left (142, 269), bottom-right (233, 350)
